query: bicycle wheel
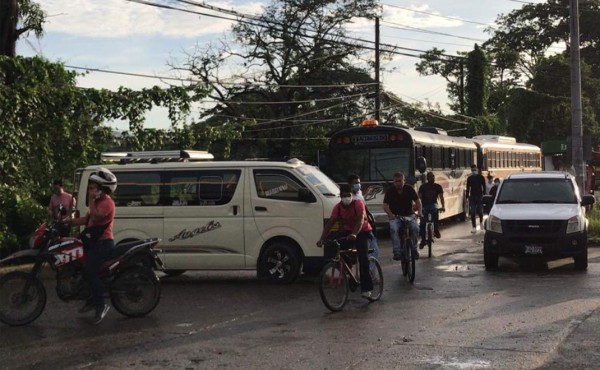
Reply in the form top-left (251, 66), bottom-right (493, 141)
top-left (368, 257), bottom-right (383, 301)
top-left (427, 223), bottom-right (433, 258)
top-left (319, 262), bottom-right (349, 312)
top-left (405, 240), bottom-right (416, 283)
top-left (400, 238), bottom-right (408, 277)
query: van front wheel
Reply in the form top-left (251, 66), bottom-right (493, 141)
top-left (261, 242), bottom-right (301, 284)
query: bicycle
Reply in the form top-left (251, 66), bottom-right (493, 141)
top-left (319, 238), bottom-right (383, 312)
top-left (422, 208), bottom-right (444, 259)
top-left (395, 214), bottom-right (417, 283)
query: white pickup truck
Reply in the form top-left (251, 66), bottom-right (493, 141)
top-left (483, 172), bottom-right (595, 270)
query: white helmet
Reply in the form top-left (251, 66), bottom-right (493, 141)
top-left (89, 167), bottom-right (117, 194)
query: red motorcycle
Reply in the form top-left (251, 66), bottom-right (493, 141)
top-left (0, 221), bottom-right (164, 326)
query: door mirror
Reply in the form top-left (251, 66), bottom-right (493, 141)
top-left (416, 156), bottom-right (427, 174)
top-left (298, 188), bottom-right (317, 203)
top-left (581, 194), bottom-right (595, 207)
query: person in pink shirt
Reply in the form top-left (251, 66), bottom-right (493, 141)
top-left (48, 179), bottom-right (76, 220)
top-left (317, 184), bottom-right (374, 299)
top-left (68, 168), bottom-right (117, 324)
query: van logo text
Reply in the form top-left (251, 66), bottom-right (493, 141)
top-left (169, 220), bottom-right (222, 242)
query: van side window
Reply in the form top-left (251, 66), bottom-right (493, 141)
top-left (254, 170), bottom-right (304, 201)
top-left (112, 172), bottom-right (161, 207)
top-left (165, 170), bottom-right (241, 206)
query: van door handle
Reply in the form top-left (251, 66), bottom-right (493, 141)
top-left (233, 205), bottom-right (238, 215)
top-left (255, 206), bottom-right (267, 211)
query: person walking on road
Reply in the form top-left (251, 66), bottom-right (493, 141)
top-left (466, 164), bottom-right (486, 233)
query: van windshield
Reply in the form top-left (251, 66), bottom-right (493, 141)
top-left (297, 165), bottom-right (340, 196)
top-left (496, 178), bottom-right (577, 204)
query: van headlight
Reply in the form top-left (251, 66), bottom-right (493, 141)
top-left (489, 216), bottom-right (502, 234)
top-left (566, 216), bottom-right (580, 234)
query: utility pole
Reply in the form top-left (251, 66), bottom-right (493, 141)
top-left (570, 0), bottom-right (585, 192)
top-left (459, 60), bottom-right (465, 116)
top-left (375, 17), bottom-right (381, 123)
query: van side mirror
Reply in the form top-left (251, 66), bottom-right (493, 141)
top-left (416, 156), bottom-right (427, 174)
top-left (581, 194), bottom-right (595, 207)
top-left (298, 188), bottom-right (317, 203)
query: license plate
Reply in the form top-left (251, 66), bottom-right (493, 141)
top-left (525, 245), bottom-right (543, 255)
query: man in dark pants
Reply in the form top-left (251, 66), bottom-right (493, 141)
top-left (466, 164), bottom-right (486, 233)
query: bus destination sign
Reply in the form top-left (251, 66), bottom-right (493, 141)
top-left (351, 134), bottom-right (389, 144)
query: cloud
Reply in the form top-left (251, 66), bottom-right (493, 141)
top-left (39, 0), bottom-right (264, 38)
top-left (382, 5), bottom-right (463, 29)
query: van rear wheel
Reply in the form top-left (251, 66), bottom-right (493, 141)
top-left (261, 242), bottom-right (301, 284)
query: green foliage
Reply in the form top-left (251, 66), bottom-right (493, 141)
top-left (587, 204), bottom-right (600, 241)
top-left (466, 45), bottom-right (490, 117)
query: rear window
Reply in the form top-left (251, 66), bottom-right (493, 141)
top-left (496, 178), bottom-right (577, 204)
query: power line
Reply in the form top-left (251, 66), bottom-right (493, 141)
top-left (382, 3), bottom-right (497, 28)
top-left (381, 22), bottom-right (486, 43)
top-left (64, 64), bottom-right (377, 88)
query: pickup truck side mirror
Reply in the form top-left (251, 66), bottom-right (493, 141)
top-left (581, 194), bottom-right (595, 207)
top-left (298, 188), bottom-right (317, 203)
top-left (482, 195), bottom-right (494, 214)
top-left (416, 156), bottom-right (427, 174)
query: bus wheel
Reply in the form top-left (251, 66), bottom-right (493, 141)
top-left (261, 242), bottom-right (301, 284)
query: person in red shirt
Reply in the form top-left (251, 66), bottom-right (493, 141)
top-left (48, 179), bottom-right (77, 236)
top-left (317, 184), bottom-right (374, 299)
top-left (69, 168), bottom-right (117, 324)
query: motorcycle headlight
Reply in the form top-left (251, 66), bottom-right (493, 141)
top-left (566, 216), bottom-right (580, 234)
top-left (489, 215), bottom-right (502, 234)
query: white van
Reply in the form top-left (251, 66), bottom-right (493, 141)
top-left (74, 151), bottom-right (340, 283)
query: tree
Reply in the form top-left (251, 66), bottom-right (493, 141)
top-left (415, 48), bottom-right (465, 114)
top-left (0, 0), bottom-right (45, 57)
top-left (465, 44), bottom-right (490, 117)
top-left (175, 0), bottom-right (391, 160)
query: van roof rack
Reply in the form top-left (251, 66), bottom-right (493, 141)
top-left (101, 150), bottom-right (214, 164)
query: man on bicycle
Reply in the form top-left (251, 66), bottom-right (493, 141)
top-left (418, 172), bottom-right (445, 248)
top-left (317, 184), bottom-right (374, 299)
top-left (383, 172), bottom-right (422, 261)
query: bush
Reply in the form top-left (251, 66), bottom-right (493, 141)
top-left (0, 185), bottom-right (47, 258)
top-left (588, 203), bottom-right (600, 242)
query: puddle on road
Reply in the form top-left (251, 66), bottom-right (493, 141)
top-left (436, 264), bottom-right (472, 272)
top-left (424, 356), bottom-right (490, 369)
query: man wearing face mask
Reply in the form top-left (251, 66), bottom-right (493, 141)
top-left (317, 184), bottom-right (374, 299)
top-left (347, 174), bottom-right (379, 259)
top-left (383, 172), bottom-right (422, 261)
top-left (466, 164), bottom-right (486, 233)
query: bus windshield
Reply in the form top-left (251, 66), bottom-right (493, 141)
top-left (326, 148), bottom-right (411, 183)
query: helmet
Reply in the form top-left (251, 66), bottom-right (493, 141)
top-left (89, 167), bottom-right (117, 194)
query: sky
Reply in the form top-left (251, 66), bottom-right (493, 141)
top-left (20, 0), bottom-right (546, 131)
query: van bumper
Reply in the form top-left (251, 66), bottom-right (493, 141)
top-left (483, 231), bottom-right (588, 259)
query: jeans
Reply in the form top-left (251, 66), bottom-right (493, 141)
top-left (420, 205), bottom-right (440, 240)
top-left (469, 195), bottom-right (484, 227)
top-left (336, 231), bottom-right (374, 292)
top-left (389, 217), bottom-right (418, 257)
top-left (368, 231), bottom-right (379, 258)
top-left (85, 239), bottom-right (114, 310)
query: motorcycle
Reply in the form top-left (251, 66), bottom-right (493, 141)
top-left (0, 220), bottom-right (164, 326)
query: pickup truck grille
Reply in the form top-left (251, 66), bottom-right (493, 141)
top-left (502, 220), bottom-right (566, 236)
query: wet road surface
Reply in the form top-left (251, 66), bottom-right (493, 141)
top-left (2, 219), bottom-right (600, 369)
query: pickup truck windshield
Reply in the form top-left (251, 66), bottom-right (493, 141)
top-left (496, 178), bottom-right (577, 204)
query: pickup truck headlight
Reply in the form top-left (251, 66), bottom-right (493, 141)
top-left (566, 216), bottom-right (580, 234)
top-left (489, 215), bottom-right (502, 234)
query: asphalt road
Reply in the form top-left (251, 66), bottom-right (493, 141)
top-left (2, 219), bottom-right (600, 370)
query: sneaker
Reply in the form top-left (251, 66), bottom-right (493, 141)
top-left (476, 225), bottom-right (481, 231)
top-left (419, 240), bottom-right (426, 249)
top-left (471, 227), bottom-right (477, 234)
top-left (93, 304), bottom-right (110, 325)
top-left (361, 291), bottom-right (372, 299)
top-left (393, 253), bottom-right (402, 261)
top-left (434, 230), bottom-right (441, 239)
top-left (78, 300), bottom-right (94, 314)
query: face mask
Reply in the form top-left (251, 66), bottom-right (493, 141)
top-left (352, 183), bottom-right (361, 193)
top-left (341, 197), bottom-right (352, 206)
top-left (472, 170), bottom-right (477, 174)
top-left (494, 182), bottom-right (500, 186)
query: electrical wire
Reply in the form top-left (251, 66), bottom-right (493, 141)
top-left (381, 3), bottom-right (497, 28)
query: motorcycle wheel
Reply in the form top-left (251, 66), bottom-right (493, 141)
top-left (0, 271), bottom-right (47, 326)
top-left (110, 266), bottom-right (161, 318)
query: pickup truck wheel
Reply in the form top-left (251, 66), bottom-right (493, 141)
top-left (261, 242), bottom-right (301, 284)
top-left (484, 247), bottom-right (498, 270)
top-left (574, 250), bottom-right (588, 271)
